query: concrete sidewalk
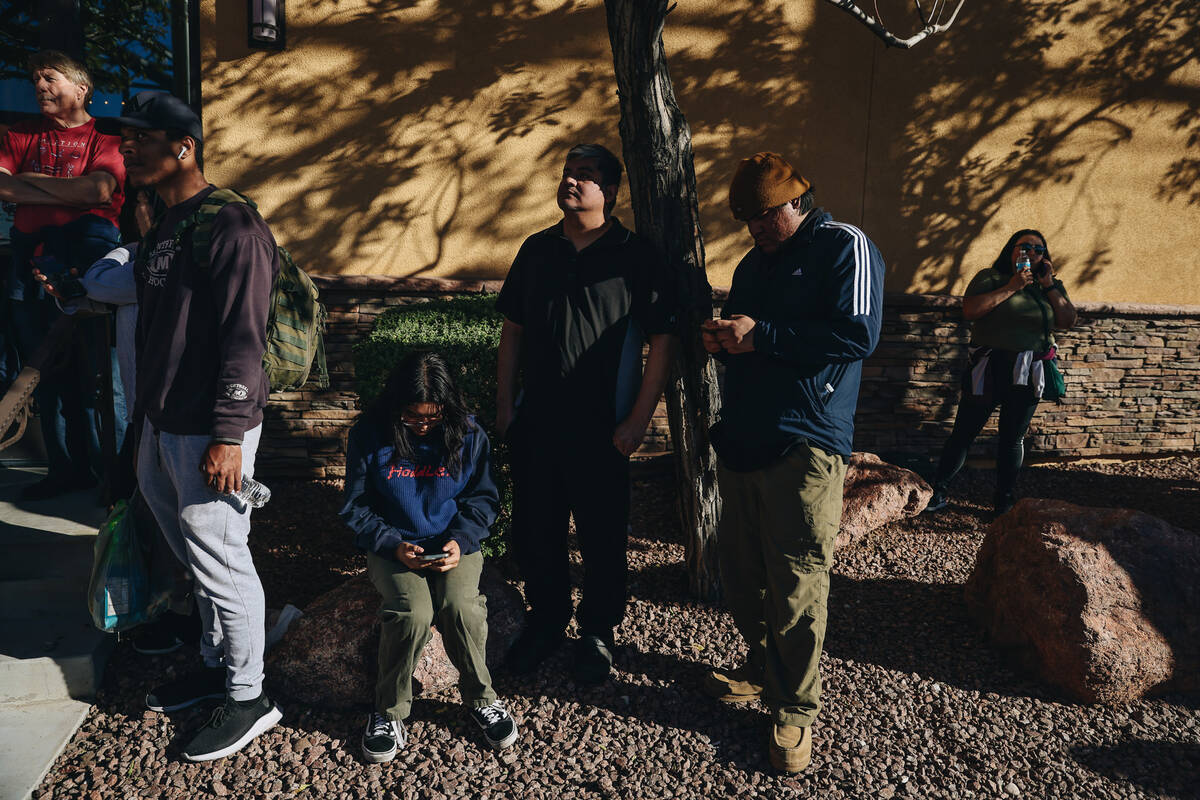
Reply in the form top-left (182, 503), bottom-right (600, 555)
top-left (0, 465), bottom-right (112, 800)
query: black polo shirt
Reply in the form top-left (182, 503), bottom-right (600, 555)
top-left (496, 218), bottom-right (676, 428)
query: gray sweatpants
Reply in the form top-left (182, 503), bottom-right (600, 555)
top-left (137, 419), bottom-right (266, 701)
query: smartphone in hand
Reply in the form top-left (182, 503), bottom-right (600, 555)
top-left (50, 271), bottom-right (88, 299)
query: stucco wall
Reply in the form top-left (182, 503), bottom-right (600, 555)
top-left (200, 0), bottom-right (1200, 304)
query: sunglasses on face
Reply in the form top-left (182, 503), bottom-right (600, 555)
top-left (400, 410), bottom-right (442, 429)
top-left (1017, 243), bottom-right (1047, 255)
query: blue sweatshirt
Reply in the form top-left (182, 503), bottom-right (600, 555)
top-left (711, 210), bottom-right (884, 466)
top-left (340, 415), bottom-right (499, 560)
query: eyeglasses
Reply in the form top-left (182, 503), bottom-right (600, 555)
top-left (1017, 243), bottom-right (1047, 255)
top-left (400, 409), bottom-right (442, 429)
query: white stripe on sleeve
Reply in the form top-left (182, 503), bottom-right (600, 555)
top-left (821, 221), bottom-right (872, 316)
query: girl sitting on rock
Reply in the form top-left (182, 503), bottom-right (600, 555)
top-left (340, 350), bottom-right (516, 762)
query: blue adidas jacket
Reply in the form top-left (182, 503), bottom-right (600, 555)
top-left (712, 210), bottom-right (884, 465)
top-left (340, 415), bottom-right (499, 560)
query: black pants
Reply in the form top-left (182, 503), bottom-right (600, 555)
top-left (508, 418), bottom-right (630, 642)
top-left (933, 355), bottom-right (1040, 502)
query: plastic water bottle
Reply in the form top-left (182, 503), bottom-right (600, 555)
top-left (230, 476), bottom-right (272, 509)
top-left (1017, 253), bottom-right (1032, 277)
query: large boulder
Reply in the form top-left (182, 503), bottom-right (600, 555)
top-left (267, 565), bottom-right (523, 710)
top-left (838, 452), bottom-right (933, 549)
top-left (965, 499), bottom-right (1200, 704)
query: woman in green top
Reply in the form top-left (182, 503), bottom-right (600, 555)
top-left (926, 229), bottom-right (1077, 514)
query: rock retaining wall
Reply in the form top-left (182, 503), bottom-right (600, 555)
top-left (258, 277), bottom-right (1200, 479)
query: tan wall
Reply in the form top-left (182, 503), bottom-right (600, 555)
top-left (200, 0), bottom-right (1200, 304)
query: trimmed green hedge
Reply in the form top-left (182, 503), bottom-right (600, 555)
top-left (353, 295), bottom-right (509, 557)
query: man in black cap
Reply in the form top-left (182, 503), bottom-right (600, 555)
top-left (95, 91), bottom-right (282, 762)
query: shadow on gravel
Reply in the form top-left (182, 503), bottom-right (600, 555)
top-left (1070, 739), bottom-right (1200, 798)
top-left (824, 575), bottom-right (1047, 699)
top-left (496, 643), bottom-right (775, 775)
top-left (250, 479), bottom-right (364, 608)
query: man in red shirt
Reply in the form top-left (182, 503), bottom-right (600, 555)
top-left (0, 50), bottom-right (126, 500)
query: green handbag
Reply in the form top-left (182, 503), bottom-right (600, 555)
top-left (1043, 358), bottom-right (1066, 401)
top-left (1035, 282), bottom-right (1066, 401)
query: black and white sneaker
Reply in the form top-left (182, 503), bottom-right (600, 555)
top-left (924, 491), bottom-right (949, 513)
top-left (180, 693), bottom-right (282, 762)
top-left (469, 700), bottom-right (518, 751)
top-left (145, 665), bottom-right (227, 712)
top-left (361, 712), bottom-right (406, 763)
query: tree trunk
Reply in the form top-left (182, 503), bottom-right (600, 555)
top-left (604, 0), bottom-right (722, 601)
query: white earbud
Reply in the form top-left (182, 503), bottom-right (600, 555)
top-left (177, 146), bottom-right (188, 160)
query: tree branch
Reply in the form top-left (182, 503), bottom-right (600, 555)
top-left (822, 0), bottom-right (966, 49)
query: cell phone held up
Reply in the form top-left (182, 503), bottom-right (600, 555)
top-left (49, 271), bottom-right (88, 299)
top-left (417, 550), bottom-right (449, 563)
top-left (31, 255), bottom-right (86, 299)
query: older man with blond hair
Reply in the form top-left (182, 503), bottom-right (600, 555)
top-left (0, 50), bottom-right (126, 499)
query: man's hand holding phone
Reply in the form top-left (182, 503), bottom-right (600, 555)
top-left (32, 264), bottom-right (87, 300)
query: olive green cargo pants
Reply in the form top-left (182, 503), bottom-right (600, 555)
top-left (367, 550), bottom-right (496, 721)
top-left (716, 441), bottom-right (847, 728)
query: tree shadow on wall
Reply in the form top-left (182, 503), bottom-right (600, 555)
top-left (207, 0), bottom-right (614, 277)
top-left (657, 0), bottom-right (1200, 287)
top-left (203, 0), bottom-right (1199, 286)
top-left (863, 0), bottom-right (1200, 292)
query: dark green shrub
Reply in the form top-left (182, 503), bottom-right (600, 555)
top-left (353, 295), bottom-right (509, 557)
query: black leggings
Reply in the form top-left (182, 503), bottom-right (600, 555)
top-left (933, 362), bottom-right (1040, 502)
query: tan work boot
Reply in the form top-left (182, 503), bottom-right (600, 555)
top-left (768, 723), bottom-right (812, 773)
top-left (701, 665), bottom-right (763, 703)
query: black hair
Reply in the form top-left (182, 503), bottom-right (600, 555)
top-left (992, 228), bottom-right (1050, 275)
top-left (167, 128), bottom-right (204, 170)
top-left (798, 187), bottom-right (816, 215)
top-left (566, 143), bottom-right (623, 190)
top-left (369, 351), bottom-right (471, 476)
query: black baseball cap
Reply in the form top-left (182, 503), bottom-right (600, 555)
top-left (95, 90), bottom-right (203, 143)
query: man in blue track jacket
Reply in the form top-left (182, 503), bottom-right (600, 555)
top-left (700, 152), bottom-right (884, 774)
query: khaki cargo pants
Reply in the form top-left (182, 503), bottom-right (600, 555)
top-left (717, 440), bottom-right (847, 728)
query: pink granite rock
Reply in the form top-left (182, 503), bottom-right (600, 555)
top-left (267, 565), bottom-right (522, 709)
top-left (965, 499), bottom-right (1200, 703)
top-left (838, 452), bottom-right (933, 549)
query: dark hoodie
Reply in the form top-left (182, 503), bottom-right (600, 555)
top-left (340, 415), bottom-right (499, 562)
top-left (134, 185), bottom-right (279, 442)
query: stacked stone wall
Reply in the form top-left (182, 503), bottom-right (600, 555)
top-left (258, 278), bottom-right (1200, 479)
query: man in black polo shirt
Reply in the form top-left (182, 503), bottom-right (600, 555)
top-left (496, 143), bottom-right (676, 684)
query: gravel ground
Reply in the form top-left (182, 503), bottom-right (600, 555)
top-left (35, 457), bottom-right (1200, 800)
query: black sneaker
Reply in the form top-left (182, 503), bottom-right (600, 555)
top-left (572, 635), bottom-right (614, 685)
top-left (133, 617), bottom-right (185, 655)
top-left (504, 625), bottom-right (564, 675)
top-left (469, 700), bottom-right (518, 751)
top-left (361, 712), bottom-right (406, 763)
top-left (924, 491), bottom-right (949, 513)
top-left (146, 665), bottom-right (226, 712)
top-left (180, 693), bottom-right (282, 762)
top-left (994, 493), bottom-right (1016, 515)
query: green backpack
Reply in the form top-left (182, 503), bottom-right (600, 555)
top-left (140, 188), bottom-right (330, 392)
